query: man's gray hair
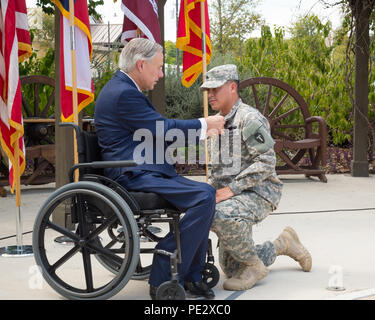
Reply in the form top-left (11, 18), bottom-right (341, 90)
top-left (119, 38), bottom-right (163, 73)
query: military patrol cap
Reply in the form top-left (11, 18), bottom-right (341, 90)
top-left (200, 64), bottom-right (239, 90)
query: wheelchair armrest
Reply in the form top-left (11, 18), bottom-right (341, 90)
top-left (69, 160), bottom-right (137, 183)
top-left (89, 160), bottom-right (137, 168)
top-left (59, 122), bottom-right (80, 136)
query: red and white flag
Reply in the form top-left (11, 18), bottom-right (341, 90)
top-left (0, 0), bottom-right (32, 191)
top-left (52, 0), bottom-right (94, 122)
top-left (121, 0), bottom-right (161, 44)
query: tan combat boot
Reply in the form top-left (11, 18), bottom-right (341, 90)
top-left (223, 255), bottom-right (269, 291)
top-left (273, 226), bottom-right (312, 272)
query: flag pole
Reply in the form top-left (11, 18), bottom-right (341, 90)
top-left (53, 1), bottom-right (79, 247)
top-left (0, 134), bottom-right (33, 257)
top-left (69, 0), bottom-right (79, 182)
top-left (200, 0), bottom-right (209, 181)
top-left (14, 135), bottom-right (23, 246)
top-left (14, 134), bottom-right (32, 254)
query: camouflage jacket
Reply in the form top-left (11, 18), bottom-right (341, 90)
top-left (207, 98), bottom-right (283, 209)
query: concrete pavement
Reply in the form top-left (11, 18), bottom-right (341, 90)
top-left (0, 173), bottom-right (374, 300)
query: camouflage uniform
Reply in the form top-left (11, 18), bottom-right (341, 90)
top-left (201, 65), bottom-right (283, 275)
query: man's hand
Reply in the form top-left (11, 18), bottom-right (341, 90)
top-left (215, 186), bottom-right (235, 204)
top-left (206, 115), bottom-right (225, 136)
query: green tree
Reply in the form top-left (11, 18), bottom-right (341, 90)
top-left (165, 40), bottom-right (177, 65)
top-left (238, 15), bottom-right (355, 146)
top-left (209, 0), bottom-right (262, 56)
top-left (320, 0), bottom-right (375, 173)
top-left (28, 8), bottom-right (55, 52)
top-left (35, 0), bottom-right (104, 21)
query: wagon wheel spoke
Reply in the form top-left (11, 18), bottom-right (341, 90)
top-left (273, 124), bottom-right (304, 129)
top-left (273, 106), bottom-right (301, 124)
top-left (268, 93), bottom-right (289, 119)
top-left (291, 149), bottom-right (307, 165)
top-left (272, 130), bottom-right (295, 141)
top-left (264, 84), bottom-right (272, 116)
top-left (40, 88), bottom-right (55, 118)
top-left (25, 160), bottom-right (50, 184)
top-left (277, 150), bottom-right (300, 170)
top-left (34, 83), bottom-right (40, 117)
top-left (22, 96), bottom-right (33, 118)
top-left (251, 84), bottom-right (261, 111)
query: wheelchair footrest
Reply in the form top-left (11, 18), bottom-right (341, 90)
top-left (154, 249), bottom-right (175, 258)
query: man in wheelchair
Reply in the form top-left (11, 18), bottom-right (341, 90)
top-left (94, 38), bottom-right (225, 299)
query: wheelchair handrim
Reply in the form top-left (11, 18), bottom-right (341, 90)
top-left (32, 182), bottom-right (140, 300)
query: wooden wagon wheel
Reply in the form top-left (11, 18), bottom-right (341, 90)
top-left (239, 77), bottom-right (327, 182)
top-left (20, 75), bottom-right (56, 186)
top-left (21, 75), bottom-right (55, 144)
top-left (0, 75), bottom-right (56, 195)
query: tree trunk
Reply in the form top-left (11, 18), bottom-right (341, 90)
top-left (350, 0), bottom-right (371, 177)
top-left (148, 0), bottom-right (166, 115)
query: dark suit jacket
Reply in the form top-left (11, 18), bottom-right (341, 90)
top-left (94, 70), bottom-right (202, 180)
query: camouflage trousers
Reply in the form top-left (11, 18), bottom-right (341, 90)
top-left (210, 191), bottom-right (277, 274)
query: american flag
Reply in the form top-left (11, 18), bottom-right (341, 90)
top-left (0, 0), bottom-right (32, 191)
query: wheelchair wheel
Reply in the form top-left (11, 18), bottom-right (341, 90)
top-left (94, 229), bottom-right (155, 281)
top-left (202, 263), bottom-right (220, 289)
top-left (132, 226), bottom-right (163, 280)
top-left (156, 281), bottom-right (186, 300)
top-left (94, 237), bottom-right (153, 281)
top-left (93, 225), bottom-right (128, 275)
top-left (132, 258), bottom-right (152, 280)
top-left (32, 181), bottom-right (140, 300)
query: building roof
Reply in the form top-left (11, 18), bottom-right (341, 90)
top-left (91, 23), bottom-right (123, 46)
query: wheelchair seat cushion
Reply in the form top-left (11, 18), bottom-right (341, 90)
top-left (129, 191), bottom-right (180, 211)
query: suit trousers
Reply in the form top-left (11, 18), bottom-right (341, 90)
top-left (116, 171), bottom-right (216, 287)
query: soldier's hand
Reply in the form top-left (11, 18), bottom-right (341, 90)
top-left (206, 115), bottom-right (225, 136)
top-left (215, 186), bottom-right (235, 203)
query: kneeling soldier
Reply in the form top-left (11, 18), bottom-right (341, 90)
top-left (201, 64), bottom-right (312, 291)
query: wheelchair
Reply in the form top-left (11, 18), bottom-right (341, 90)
top-left (32, 122), bottom-right (219, 300)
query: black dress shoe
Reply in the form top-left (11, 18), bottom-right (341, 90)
top-left (184, 281), bottom-right (215, 299)
top-left (150, 285), bottom-right (157, 300)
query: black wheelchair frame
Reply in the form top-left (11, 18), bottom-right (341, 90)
top-left (32, 122), bottom-right (219, 300)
